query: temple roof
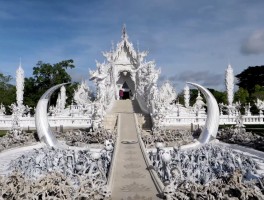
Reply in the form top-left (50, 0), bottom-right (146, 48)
top-left (103, 25), bottom-right (147, 65)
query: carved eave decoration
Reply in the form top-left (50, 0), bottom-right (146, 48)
top-left (114, 39), bottom-right (138, 65)
top-left (89, 61), bottom-right (109, 82)
top-left (137, 51), bottom-right (148, 63)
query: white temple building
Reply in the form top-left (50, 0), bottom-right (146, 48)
top-left (89, 25), bottom-right (160, 103)
top-left (0, 26), bottom-right (263, 130)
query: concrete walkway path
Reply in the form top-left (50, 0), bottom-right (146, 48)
top-left (110, 100), bottom-right (160, 199)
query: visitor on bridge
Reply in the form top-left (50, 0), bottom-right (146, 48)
top-left (119, 89), bottom-right (123, 100)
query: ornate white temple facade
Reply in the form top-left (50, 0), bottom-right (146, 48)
top-left (0, 26), bottom-right (263, 130)
top-left (89, 26), bottom-right (160, 108)
top-left (85, 27), bottom-right (264, 129)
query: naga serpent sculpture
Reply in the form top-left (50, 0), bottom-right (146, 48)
top-left (35, 83), bottom-right (70, 147)
top-left (181, 82), bottom-right (220, 149)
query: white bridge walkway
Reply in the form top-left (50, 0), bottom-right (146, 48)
top-left (109, 100), bottom-right (160, 199)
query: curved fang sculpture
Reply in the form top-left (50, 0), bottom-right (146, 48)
top-left (187, 82), bottom-right (220, 144)
top-left (35, 83), bottom-right (70, 147)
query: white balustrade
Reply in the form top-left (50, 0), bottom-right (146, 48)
top-left (159, 114), bottom-right (264, 127)
top-left (0, 116), bottom-right (92, 130)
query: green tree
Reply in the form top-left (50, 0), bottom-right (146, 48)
top-left (236, 66), bottom-right (264, 93)
top-left (0, 73), bottom-right (16, 114)
top-left (189, 89), bottom-right (199, 106)
top-left (24, 60), bottom-right (77, 110)
top-left (208, 88), bottom-right (227, 104)
top-left (251, 84), bottom-right (264, 100)
top-left (176, 91), bottom-right (184, 105)
top-left (234, 87), bottom-right (249, 104)
top-left (0, 73), bottom-right (12, 89)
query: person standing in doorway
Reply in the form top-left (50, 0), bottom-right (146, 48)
top-left (119, 89), bottom-right (123, 100)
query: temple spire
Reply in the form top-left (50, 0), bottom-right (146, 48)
top-left (19, 57), bottom-right (22, 68)
top-left (122, 24), bottom-right (128, 40)
top-left (225, 63), bottom-right (234, 106)
top-left (184, 84), bottom-right (190, 108)
top-left (111, 40), bottom-right (114, 52)
top-left (16, 60), bottom-right (24, 107)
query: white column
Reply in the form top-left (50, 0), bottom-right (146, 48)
top-left (184, 85), bottom-right (190, 108)
top-left (60, 85), bottom-right (66, 109)
top-left (225, 64), bottom-right (234, 106)
top-left (16, 63), bottom-right (24, 107)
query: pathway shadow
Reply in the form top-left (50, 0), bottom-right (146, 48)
top-left (131, 100), bottom-right (143, 113)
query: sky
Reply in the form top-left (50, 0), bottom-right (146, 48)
top-left (0, 0), bottom-right (263, 92)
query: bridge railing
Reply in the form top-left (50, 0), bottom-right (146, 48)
top-left (0, 116), bottom-right (92, 130)
top-left (159, 114), bottom-right (264, 126)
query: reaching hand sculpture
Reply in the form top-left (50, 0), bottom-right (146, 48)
top-left (35, 83), bottom-right (70, 147)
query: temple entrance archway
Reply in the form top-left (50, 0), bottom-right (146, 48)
top-left (122, 82), bottom-right (130, 99)
top-left (116, 71), bottom-right (135, 100)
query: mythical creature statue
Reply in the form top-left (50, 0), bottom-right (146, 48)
top-left (159, 81), bottom-right (177, 106)
top-left (74, 80), bottom-right (92, 106)
top-left (256, 98), bottom-right (264, 114)
top-left (0, 103), bottom-right (6, 116)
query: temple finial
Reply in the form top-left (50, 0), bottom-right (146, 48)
top-left (19, 57), bottom-right (22, 68)
top-left (111, 40), bottom-right (114, 52)
top-left (228, 56), bottom-right (231, 66)
top-left (122, 24), bottom-right (128, 39)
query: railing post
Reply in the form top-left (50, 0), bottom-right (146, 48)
top-left (60, 125), bottom-right (63, 133)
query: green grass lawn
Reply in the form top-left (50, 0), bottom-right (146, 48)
top-left (0, 130), bottom-right (7, 137)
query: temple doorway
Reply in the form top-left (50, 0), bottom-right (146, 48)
top-left (116, 71), bottom-right (135, 100)
top-left (122, 82), bottom-right (130, 99)
top-left (123, 91), bottom-right (130, 99)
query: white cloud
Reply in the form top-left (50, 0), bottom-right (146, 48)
top-left (241, 30), bottom-right (264, 55)
top-left (166, 70), bottom-right (224, 91)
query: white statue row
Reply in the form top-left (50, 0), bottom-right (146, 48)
top-left (1, 63), bottom-right (264, 131)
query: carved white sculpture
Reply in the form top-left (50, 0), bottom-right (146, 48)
top-left (193, 91), bottom-right (205, 110)
top-left (225, 64), bottom-right (234, 106)
top-left (89, 25), bottom-right (161, 117)
top-left (35, 83), bottom-right (69, 147)
top-left (74, 80), bottom-right (91, 106)
top-left (0, 103), bottom-right (5, 116)
top-left (7, 142), bottom-right (114, 199)
top-left (184, 85), bottom-right (190, 108)
top-left (159, 81), bottom-right (177, 106)
top-left (16, 63), bottom-right (24, 108)
top-left (256, 99), bottom-right (264, 114)
top-left (148, 144), bottom-right (262, 199)
top-left (60, 85), bottom-right (67, 110)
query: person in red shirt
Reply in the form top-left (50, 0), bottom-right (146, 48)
top-left (119, 90), bottom-right (123, 100)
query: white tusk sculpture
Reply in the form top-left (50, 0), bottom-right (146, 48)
top-left (35, 83), bottom-right (70, 147)
top-left (187, 82), bottom-right (220, 144)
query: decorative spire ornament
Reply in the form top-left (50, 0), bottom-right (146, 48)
top-left (137, 41), bottom-right (140, 53)
top-left (122, 24), bottom-right (128, 39)
top-left (184, 85), bottom-right (190, 108)
top-left (16, 61), bottom-right (24, 107)
top-left (111, 40), bottom-right (114, 52)
top-left (60, 85), bottom-right (67, 110)
top-left (225, 64), bottom-right (234, 106)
